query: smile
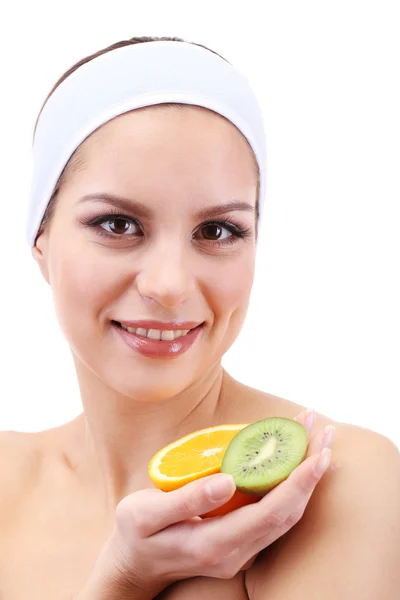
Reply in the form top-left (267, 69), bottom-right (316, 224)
top-left (116, 323), bottom-right (191, 341)
top-left (111, 320), bottom-right (205, 359)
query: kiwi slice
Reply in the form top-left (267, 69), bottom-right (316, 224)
top-left (220, 417), bottom-right (308, 495)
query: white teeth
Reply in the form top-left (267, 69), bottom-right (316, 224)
top-left (161, 330), bottom-right (175, 341)
top-left (117, 323), bottom-right (194, 340)
top-left (147, 329), bottom-right (161, 340)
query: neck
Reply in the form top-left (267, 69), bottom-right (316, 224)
top-left (64, 360), bottom-right (228, 510)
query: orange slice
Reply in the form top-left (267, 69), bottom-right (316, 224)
top-left (148, 424), bottom-right (248, 492)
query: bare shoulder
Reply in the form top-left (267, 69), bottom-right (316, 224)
top-left (0, 415), bottom-right (83, 499)
top-left (0, 431), bottom-right (42, 521)
top-left (0, 430), bottom-right (44, 486)
top-left (221, 371), bottom-right (338, 432)
top-left (246, 424), bottom-right (400, 599)
top-left (0, 425), bottom-right (68, 522)
top-left (0, 429), bottom-right (43, 471)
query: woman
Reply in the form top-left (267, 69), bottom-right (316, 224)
top-left (1, 36), bottom-right (398, 599)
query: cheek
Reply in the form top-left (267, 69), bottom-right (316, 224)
top-left (206, 255), bottom-right (255, 323)
top-left (49, 246), bottom-right (118, 341)
top-left (201, 256), bottom-right (255, 359)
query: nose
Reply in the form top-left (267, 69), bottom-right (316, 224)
top-left (135, 238), bottom-right (196, 308)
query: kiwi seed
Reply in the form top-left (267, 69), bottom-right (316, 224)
top-left (220, 417), bottom-right (308, 495)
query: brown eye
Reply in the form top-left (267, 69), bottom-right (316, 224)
top-left (100, 218), bottom-right (139, 235)
top-left (202, 224), bottom-right (222, 240)
top-left (199, 224), bottom-right (232, 241)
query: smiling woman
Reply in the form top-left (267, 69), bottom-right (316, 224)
top-left (1, 35), bottom-right (399, 600)
top-left (34, 99), bottom-right (260, 401)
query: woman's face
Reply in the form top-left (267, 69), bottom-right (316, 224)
top-left (34, 106), bottom-right (259, 401)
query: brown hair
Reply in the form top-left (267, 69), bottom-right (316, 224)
top-left (34, 35), bottom-right (260, 242)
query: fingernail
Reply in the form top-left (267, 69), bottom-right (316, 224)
top-left (323, 425), bottom-right (336, 449)
top-left (305, 408), bottom-right (316, 431)
top-left (204, 474), bottom-right (235, 502)
top-left (314, 448), bottom-right (331, 477)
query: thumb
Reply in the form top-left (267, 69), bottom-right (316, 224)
top-left (118, 474), bottom-right (236, 537)
top-left (153, 474), bottom-right (236, 533)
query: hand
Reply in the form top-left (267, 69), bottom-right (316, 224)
top-left (102, 408), bottom-right (335, 595)
top-left (240, 408), bottom-right (335, 570)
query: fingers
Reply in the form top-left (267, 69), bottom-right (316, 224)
top-left (294, 407), bottom-right (316, 437)
top-left (202, 446), bottom-right (332, 554)
top-left (284, 446), bottom-right (331, 495)
top-left (307, 423), bottom-right (335, 456)
top-left (246, 448), bottom-right (332, 558)
top-left (116, 474), bottom-right (236, 538)
top-left (115, 410), bottom-right (336, 570)
top-left (294, 408), bottom-right (336, 457)
top-left (240, 554), bottom-right (257, 571)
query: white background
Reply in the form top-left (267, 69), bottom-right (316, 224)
top-left (0, 1), bottom-right (398, 446)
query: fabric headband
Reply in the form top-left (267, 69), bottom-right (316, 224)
top-left (26, 40), bottom-right (267, 247)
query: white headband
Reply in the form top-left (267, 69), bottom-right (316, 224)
top-left (27, 40), bottom-right (266, 247)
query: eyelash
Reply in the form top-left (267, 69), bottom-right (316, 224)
top-left (79, 210), bottom-right (253, 246)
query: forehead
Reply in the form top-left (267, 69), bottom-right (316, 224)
top-left (63, 105), bottom-right (259, 212)
top-left (80, 105), bottom-right (257, 173)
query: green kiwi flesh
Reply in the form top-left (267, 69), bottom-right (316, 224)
top-left (220, 417), bottom-right (308, 495)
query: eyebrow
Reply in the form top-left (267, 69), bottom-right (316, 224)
top-left (77, 193), bottom-right (255, 220)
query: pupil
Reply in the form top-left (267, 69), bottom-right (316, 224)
top-left (203, 225), bottom-right (221, 240)
top-left (112, 218), bottom-right (129, 234)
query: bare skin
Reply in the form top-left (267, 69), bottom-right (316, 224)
top-left (3, 105), bottom-right (399, 599)
top-left (0, 373), bottom-right (338, 599)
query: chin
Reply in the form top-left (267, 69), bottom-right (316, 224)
top-left (107, 374), bottom-right (198, 403)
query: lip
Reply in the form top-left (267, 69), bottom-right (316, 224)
top-left (115, 320), bottom-right (203, 331)
top-left (112, 321), bottom-right (204, 359)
